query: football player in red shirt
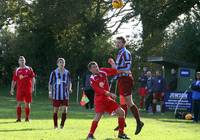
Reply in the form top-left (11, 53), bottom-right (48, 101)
top-left (9, 56), bottom-right (35, 122)
top-left (86, 61), bottom-right (130, 139)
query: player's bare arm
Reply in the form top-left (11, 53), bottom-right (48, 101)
top-left (48, 84), bottom-right (52, 99)
top-left (108, 58), bottom-right (131, 74)
top-left (108, 58), bottom-right (116, 69)
top-left (32, 77), bottom-right (36, 93)
top-left (105, 91), bottom-right (117, 99)
top-left (68, 82), bottom-right (72, 93)
top-left (10, 80), bottom-right (16, 96)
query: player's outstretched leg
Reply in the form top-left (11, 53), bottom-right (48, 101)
top-left (130, 104), bottom-right (144, 135)
top-left (87, 113), bottom-right (102, 140)
top-left (115, 107), bottom-right (130, 139)
top-left (125, 95), bottom-right (144, 135)
top-left (114, 95), bottom-right (128, 131)
top-left (114, 104), bottom-right (128, 131)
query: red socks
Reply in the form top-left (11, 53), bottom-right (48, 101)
top-left (53, 113), bottom-right (58, 127)
top-left (17, 106), bottom-right (31, 120)
top-left (121, 104), bottom-right (128, 118)
top-left (25, 107), bottom-right (30, 120)
top-left (118, 117), bottom-right (125, 134)
top-left (89, 121), bottom-right (98, 135)
top-left (16, 106), bottom-right (22, 120)
top-left (130, 104), bottom-right (141, 124)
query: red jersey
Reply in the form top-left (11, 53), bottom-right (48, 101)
top-left (12, 66), bottom-right (35, 93)
top-left (90, 68), bottom-right (118, 104)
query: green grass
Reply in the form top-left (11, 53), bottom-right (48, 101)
top-left (0, 87), bottom-right (200, 140)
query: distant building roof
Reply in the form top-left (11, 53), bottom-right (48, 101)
top-left (147, 56), bottom-right (197, 68)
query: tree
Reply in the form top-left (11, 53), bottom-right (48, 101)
top-left (164, 13), bottom-right (200, 70)
top-left (0, 0), bottom-right (122, 86)
top-left (131, 0), bottom-right (200, 58)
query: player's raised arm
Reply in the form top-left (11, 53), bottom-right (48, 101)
top-left (100, 67), bottom-right (118, 76)
top-left (108, 58), bottom-right (117, 69)
top-left (108, 58), bottom-right (131, 75)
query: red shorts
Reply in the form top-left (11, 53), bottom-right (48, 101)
top-left (53, 100), bottom-right (69, 107)
top-left (16, 91), bottom-right (32, 103)
top-left (95, 99), bottom-right (119, 114)
top-left (118, 76), bottom-right (134, 97)
top-left (138, 87), bottom-right (147, 97)
top-left (153, 92), bottom-right (164, 101)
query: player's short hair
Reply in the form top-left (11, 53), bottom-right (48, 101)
top-left (147, 71), bottom-right (151, 74)
top-left (116, 36), bottom-right (126, 44)
top-left (18, 56), bottom-right (26, 60)
top-left (197, 72), bottom-right (200, 75)
top-left (88, 61), bottom-right (98, 70)
top-left (57, 58), bottom-right (65, 63)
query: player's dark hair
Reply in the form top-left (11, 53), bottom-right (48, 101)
top-left (57, 58), bottom-right (65, 63)
top-left (116, 36), bottom-right (126, 44)
top-left (19, 56), bottom-right (25, 60)
top-left (88, 61), bottom-right (97, 70)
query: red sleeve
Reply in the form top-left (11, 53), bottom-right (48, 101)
top-left (12, 70), bottom-right (17, 81)
top-left (100, 68), bottom-right (118, 76)
top-left (90, 77), bottom-right (107, 95)
top-left (29, 67), bottom-right (35, 78)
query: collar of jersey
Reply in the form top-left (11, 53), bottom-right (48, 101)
top-left (118, 47), bottom-right (126, 54)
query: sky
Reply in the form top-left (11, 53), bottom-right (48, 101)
top-left (106, 2), bottom-right (142, 42)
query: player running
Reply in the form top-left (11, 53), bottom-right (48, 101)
top-left (48, 58), bottom-right (72, 129)
top-left (87, 61), bottom-right (130, 139)
top-left (9, 56), bottom-right (36, 122)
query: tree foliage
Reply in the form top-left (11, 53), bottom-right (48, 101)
top-left (1, 0), bottom-right (200, 87)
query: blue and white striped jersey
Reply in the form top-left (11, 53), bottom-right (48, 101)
top-left (49, 68), bottom-right (71, 100)
top-left (116, 47), bottom-right (132, 77)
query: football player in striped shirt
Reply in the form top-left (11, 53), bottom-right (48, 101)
top-left (48, 58), bottom-right (72, 129)
top-left (108, 36), bottom-right (144, 135)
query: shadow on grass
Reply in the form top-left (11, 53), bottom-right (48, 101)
top-left (0, 128), bottom-right (51, 132)
top-left (138, 111), bottom-right (177, 120)
top-left (158, 119), bottom-right (194, 124)
top-left (79, 138), bottom-right (120, 140)
top-left (0, 121), bottom-right (17, 124)
top-left (104, 138), bottom-right (120, 140)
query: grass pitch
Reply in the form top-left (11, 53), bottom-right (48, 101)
top-left (0, 87), bottom-right (200, 140)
